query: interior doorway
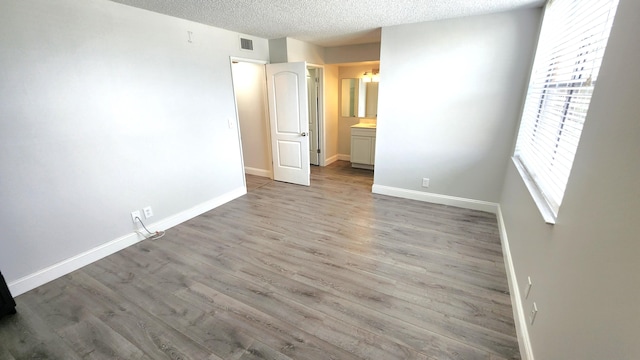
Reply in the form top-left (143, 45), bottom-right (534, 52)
top-left (230, 59), bottom-right (272, 179)
top-left (231, 59), bottom-right (325, 185)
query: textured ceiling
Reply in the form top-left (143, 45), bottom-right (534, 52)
top-left (109, 0), bottom-right (545, 47)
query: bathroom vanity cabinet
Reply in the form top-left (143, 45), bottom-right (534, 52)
top-left (350, 125), bottom-right (376, 170)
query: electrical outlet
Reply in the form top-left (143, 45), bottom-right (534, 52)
top-left (525, 276), bottom-right (533, 299)
top-left (422, 178), bottom-right (430, 188)
top-left (131, 210), bottom-right (141, 223)
top-left (143, 206), bottom-right (153, 219)
top-left (529, 302), bottom-right (538, 325)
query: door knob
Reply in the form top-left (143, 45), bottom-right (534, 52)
top-left (301, 132), bottom-right (308, 136)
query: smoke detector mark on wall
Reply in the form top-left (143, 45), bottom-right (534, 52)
top-left (240, 37), bottom-right (253, 51)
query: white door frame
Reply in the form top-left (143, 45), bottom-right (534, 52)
top-left (229, 56), bottom-right (273, 181)
top-left (307, 63), bottom-right (325, 166)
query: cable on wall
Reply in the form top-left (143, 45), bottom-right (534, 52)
top-left (135, 217), bottom-right (165, 240)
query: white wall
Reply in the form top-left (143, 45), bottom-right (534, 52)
top-left (232, 62), bottom-right (271, 176)
top-left (269, 38), bottom-right (381, 66)
top-left (374, 8), bottom-right (541, 203)
top-left (325, 43), bottom-right (381, 64)
top-left (268, 38), bottom-right (288, 63)
top-left (285, 38), bottom-right (325, 65)
top-left (499, 0), bottom-right (640, 358)
top-left (0, 0), bottom-right (269, 293)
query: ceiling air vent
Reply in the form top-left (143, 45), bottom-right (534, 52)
top-left (240, 37), bottom-right (253, 51)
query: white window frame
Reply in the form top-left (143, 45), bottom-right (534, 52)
top-left (513, 0), bottom-right (619, 224)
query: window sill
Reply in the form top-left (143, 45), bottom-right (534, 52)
top-left (511, 157), bottom-right (557, 225)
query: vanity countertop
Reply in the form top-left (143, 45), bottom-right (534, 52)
top-left (351, 123), bottom-right (377, 129)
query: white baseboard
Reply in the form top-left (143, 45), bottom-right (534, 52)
top-left (367, 186), bottom-right (530, 357)
top-left (8, 187), bottom-right (246, 297)
top-left (147, 187), bottom-right (246, 232)
top-left (337, 154), bottom-right (350, 161)
top-left (497, 206), bottom-right (534, 360)
top-left (8, 232), bottom-right (142, 297)
top-left (324, 154), bottom-right (339, 165)
top-left (244, 167), bottom-right (271, 178)
top-left (371, 184), bottom-right (499, 214)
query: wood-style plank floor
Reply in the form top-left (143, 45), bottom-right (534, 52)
top-left (0, 161), bottom-right (519, 359)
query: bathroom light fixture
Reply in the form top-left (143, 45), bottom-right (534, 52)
top-left (362, 69), bottom-right (380, 83)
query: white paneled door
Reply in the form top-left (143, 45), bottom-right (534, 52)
top-left (266, 62), bottom-right (310, 186)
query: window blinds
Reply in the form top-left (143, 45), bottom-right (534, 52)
top-left (514, 0), bottom-right (619, 217)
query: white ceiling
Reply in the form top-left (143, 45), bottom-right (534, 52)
top-left (109, 0), bottom-right (545, 47)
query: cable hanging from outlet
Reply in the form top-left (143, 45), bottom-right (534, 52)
top-left (135, 216), bottom-right (165, 240)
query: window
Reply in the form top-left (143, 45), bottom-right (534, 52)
top-left (513, 0), bottom-right (619, 223)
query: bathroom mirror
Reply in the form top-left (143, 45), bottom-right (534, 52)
top-left (341, 78), bottom-right (378, 118)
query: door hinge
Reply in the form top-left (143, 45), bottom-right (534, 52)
top-left (317, 149), bottom-right (321, 154)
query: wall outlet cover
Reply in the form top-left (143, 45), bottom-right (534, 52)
top-left (525, 276), bottom-right (533, 299)
top-left (131, 210), bottom-right (141, 223)
top-left (529, 302), bottom-right (538, 325)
